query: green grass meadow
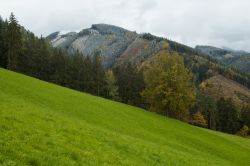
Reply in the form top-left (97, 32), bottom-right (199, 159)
top-left (0, 68), bottom-right (250, 165)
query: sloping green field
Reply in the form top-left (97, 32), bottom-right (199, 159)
top-left (0, 68), bottom-right (250, 166)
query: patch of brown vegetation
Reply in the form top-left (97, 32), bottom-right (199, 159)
top-left (200, 75), bottom-right (250, 108)
top-left (117, 37), bottom-right (150, 64)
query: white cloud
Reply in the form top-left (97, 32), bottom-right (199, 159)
top-left (1, 0), bottom-right (250, 51)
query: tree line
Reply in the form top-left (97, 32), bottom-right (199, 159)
top-left (0, 13), bottom-right (249, 137)
top-left (0, 13), bottom-right (117, 99)
top-left (141, 32), bottom-right (250, 88)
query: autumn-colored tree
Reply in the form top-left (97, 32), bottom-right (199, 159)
top-left (141, 51), bottom-right (196, 120)
top-left (104, 70), bottom-right (119, 100)
top-left (237, 125), bottom-right (249, 137)
top-left (192, 111), bottom-right (207, 127)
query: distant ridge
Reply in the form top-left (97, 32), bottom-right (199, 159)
top-left (195, 45), bottom-right (250, 73)
top-left (47, 24), bottom-right (250, 73)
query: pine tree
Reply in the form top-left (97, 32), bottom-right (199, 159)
top-left (194, 92), bottom-right (218, 130)
top-left (217, 98), bottom-right (240, 134)
top-left (206, 97), bottom-right (218, 130)
top-left (113, 64), bottom-right (145, 107)
top-left (0, 18), bottom-right (4, 67)
top-left (82, 56), bottom-right (93, 93)
top-left (92, 54), bottom-right (105, 96)
top-left (241, 105), bottom-right (250, 128)
top-left (67, 51), bottom-right (85, 90)
top-left (6, 13), bottom-right (23, 70)
top-left (49, 49), bottom-right (67, 85)
top-left (0, 18), bottom-right (8, 68)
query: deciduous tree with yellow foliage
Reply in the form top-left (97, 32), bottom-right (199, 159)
top-left (141, 51), bottom-right (196, 121)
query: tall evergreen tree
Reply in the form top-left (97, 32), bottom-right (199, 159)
top-left (0, 18), bottom-right (4, 67)
top-left (35, 37), bottom-right (51, 80)
top-left (241, 105), bottom-right (250, 128)
top-left (82, 56), bottom-right (94, 93)
top-left (49, 49), bottom-right (67, 85)
top-left (217, 98), bottom-right (240, 134)
top-left (0, 18), bottom-right (8, 68)
top-left (92, 54), bottom-right (105, 96)
top-left (205, 97), bottom-right (218, 130)
top-left (6, 13), bottom-right (23, 70)
top-left (194, 91), bottom-right (218, 130)
top-left (113, 64), bottom-right (145, 107)
top-left (67, 52), bottom-right (85, 90)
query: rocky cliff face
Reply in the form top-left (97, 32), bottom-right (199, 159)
top-left (47, 24), bottom-right (167, 67)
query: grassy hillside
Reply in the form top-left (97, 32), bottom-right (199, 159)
top-left (0, 68), bottom-right (250, 166)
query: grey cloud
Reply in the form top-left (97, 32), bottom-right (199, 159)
top-left (0, 0), bottom-right (250, 51)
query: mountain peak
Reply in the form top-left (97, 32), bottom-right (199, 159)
top-left (90, 23), bottom-right (130, 35)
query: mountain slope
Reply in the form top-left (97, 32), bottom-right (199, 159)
top-left (195, 45), bottom-right (250, 73)
top-left (0, 68), bottom-right (250, 165)
top-left (49, 25), bottom-right (250, 70)
top-left (47, 24), bottom-right (139, 67)
top-left (47, 24), bottom-right (250, 91)
top-left (201, 75), bottom-right (250, 107)
top-left (47, 24), bottom-right (177, 67)
top-left (195, 46), bottom-right (248, 58)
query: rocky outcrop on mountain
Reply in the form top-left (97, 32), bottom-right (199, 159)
top-left (48, 24), bottom-right (135, 67)
top-left (47, 24), bottom-right (168, 67)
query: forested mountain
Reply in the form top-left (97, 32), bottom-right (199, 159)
top-left (48, 25), bottom-right (250, 72)
top-left (1, 14), bottom-right (250, 136)
top-left (48, 24), bottom-right (211, 68)
top-left (48, 24), bottom-right (250, 88)
top-left (196, 45), bottom-right (250, 73)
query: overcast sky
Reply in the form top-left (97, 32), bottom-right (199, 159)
top-left (1, 0), bottom-right (250, 51)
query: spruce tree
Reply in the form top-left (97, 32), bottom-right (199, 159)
top-left (0, 18), bottom-right (8, 68)
top-left (6, 13), bottom-right (23, 70)
top-left (82, 56), bottom-right (93, 93)
top-left (241, 105), bottom-right (250, 128)
top-left (0, 18), bottom-right (4, 67)
top-left (113, 64), bottom-right (145, 107)
top-left (92, 54), bottom-right (105, 96)
top-left (217, 98), bottom-right (240, 134)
